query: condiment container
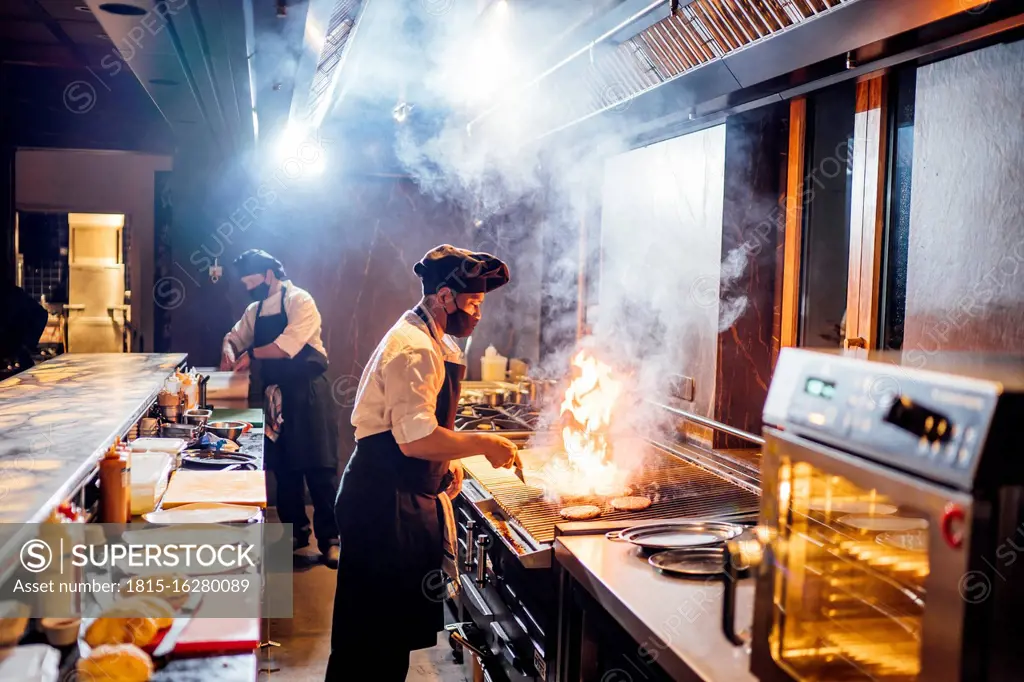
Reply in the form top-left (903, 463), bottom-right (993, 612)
top-left (99, 445), bottom-right (129, 523)
top-left (118, 443), bottom-right (132, 520)
top-left (0, 602), bottom-right (29, 647)
top-left (41, 618), bottom-right (80, 647)
top-left (480, 345), bottom-right (508, 382)
top-left (508, 358), bottom-right (529, 381)
top-left (130, 452), bottom-right (174, 516)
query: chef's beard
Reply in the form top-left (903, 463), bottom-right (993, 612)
top-left (445, 307), bottom-right (478, 338)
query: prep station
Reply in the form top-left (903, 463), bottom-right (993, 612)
top-left (0, 353), bottom-right (265, 680)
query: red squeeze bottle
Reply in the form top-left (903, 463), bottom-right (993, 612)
top-left (99, 445), bottom-right (129, 523)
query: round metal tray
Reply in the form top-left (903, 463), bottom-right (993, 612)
top-left (620, 521), bottom-right (744, 550)
top-left (649, 547), bottom-right (727, 577)
top-left (180, 451), bottom-right (257, 469)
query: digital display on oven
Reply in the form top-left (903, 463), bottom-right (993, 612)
top-left (805, 377), bottom-right (836, 399)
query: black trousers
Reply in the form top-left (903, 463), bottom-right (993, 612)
top-left (325, 643), bottom-right (409, 681)
top-left (275, 466), bottom-right (339, 551)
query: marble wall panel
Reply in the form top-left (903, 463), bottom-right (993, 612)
top-left (904, 39), bottom-right (1024, 357)
top-left (598, 126), bottom-right (727, 447)
top-left (715, 105), bottom-right (788, 448)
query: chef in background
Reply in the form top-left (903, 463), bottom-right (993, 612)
top-left (0, 281), bottom-right (49, 375)
top-left (220, 249), bottom-right (340, 568)
top-left (326, 245), bottom-right (520, 681)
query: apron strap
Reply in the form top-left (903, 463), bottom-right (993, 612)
top-left (412, 304), bottom-right (439, 343)
top-left (255, 285), bottom-right (287, 323)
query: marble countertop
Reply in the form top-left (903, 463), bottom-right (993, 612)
top-left (0, 353), bottom-right (186, 524)
top-left (556, 534), bottom-right (758, 682)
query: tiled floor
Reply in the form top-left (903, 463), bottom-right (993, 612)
top-left (258, 508), bottom-right (469, 682)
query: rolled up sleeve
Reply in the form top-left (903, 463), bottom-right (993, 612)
top-left (225, 305), bottom-right (256, 351)
top-left (384, 346), bottom-right (444, 444)
top-left (275, 290), bottom-right (321, 358)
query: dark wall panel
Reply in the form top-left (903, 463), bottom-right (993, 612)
top-left (714, 104), bottom-right (788, 448)
top-left (164, 163), bottom-right (539, 460)
top-left (904, 38), bottom-right (1024, 359)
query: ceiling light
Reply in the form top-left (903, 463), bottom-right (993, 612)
top-left (307, 156), bottom-right (326, 176)
top-left (75, 5), bottom-right (92, 12)
top-left (98, 2), bottom-right (147, 16)
top-left (95, 34), bottom-right (112, 41)
top-left (274, 123), bottom-right (308, 160)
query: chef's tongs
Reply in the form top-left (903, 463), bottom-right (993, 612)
top-left (512, 451), bottom-right (525, 483)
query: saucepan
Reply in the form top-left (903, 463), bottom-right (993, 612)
top-left (518, 378), bottom-right (560, 406)
top-left (206, 420), bottom-right (252, 441)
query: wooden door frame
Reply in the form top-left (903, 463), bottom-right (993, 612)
top-left (845, 74), bottom-right (890, 350)
top-left (780, 73), bottom-right (891, 353)
top-left (780, 97), bottom-right (807, 350)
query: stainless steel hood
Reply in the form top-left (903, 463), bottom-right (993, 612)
top-left (84, 0), bottom-right (258, 156)
top-left (468, 0), bottom-right (1006, 142)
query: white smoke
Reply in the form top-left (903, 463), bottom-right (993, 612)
top-left (718, 245), bottom-right (751, 333)
top-left (331, 1), bottom-right (755, 451)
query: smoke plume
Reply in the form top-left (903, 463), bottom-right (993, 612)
top-left (336, 1), bottom-right (752, 451)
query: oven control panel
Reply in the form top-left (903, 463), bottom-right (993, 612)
top-left (769, 351), bottom-right (1001, 490)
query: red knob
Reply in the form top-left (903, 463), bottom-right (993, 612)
top-left (941, 503), bottom-right (965, 549)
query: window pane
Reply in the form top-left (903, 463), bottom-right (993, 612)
top-left (880, 69), bottom-right (917, 351)
top-left (799, 83), bottom-right (857, 348)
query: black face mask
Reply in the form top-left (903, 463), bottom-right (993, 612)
top-left (247, 281), bottom-right (271, 302)
top-left (445, 301), bottom-right (478, 338)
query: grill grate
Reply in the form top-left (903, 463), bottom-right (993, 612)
top-left (464, 449), bottom-right (760, 544)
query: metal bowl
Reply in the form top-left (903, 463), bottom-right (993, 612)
top-left (206, 420), bottom-right (251, 441)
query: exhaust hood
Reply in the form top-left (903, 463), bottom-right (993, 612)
top-left (608, 2), bottom-right (674, 43)
top-left (468, 0), bottom-right (1007, 142)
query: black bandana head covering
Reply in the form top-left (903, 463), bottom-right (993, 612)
top-left (233, 249), bottom-right (286, 279)
top-left (414, 244), bottom-right (510, 296)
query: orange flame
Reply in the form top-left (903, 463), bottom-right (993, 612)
top-left (541, 350), bottom-right (628, 498)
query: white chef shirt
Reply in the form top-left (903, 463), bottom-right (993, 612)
top-left (224, 281), bottom-right (327, 358)
top-left (351, 307), bottom-right (464, 445)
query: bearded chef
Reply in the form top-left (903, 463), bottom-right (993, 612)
top-left (326, 245), bottom-right (521, 681)
top-left (221, 249), bottom-right (340, 568)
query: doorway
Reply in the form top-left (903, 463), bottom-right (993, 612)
top-left (15, 211), bottom-right (131, 353)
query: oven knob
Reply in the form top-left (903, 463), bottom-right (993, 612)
top-left (941, 503), bottom-right (966, 549)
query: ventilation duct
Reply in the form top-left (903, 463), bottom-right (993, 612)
top-left (469, 0), bottom-right (1002, 141)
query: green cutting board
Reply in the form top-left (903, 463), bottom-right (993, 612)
top-left (211, 408), bottom-right (264, 427)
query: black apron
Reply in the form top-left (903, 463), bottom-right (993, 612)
top-left (253, 286), bottom-right (337, 471)
top-left (331, 306), bottom-right (464, 654)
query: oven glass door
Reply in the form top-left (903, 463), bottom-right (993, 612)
top-left (771, 457), bottom-right (929, 681)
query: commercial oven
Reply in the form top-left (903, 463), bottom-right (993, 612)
top-left (723, 348), bottom-right (1024, 682)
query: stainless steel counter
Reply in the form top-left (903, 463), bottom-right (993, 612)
top-left (0, 353), bottom-right (186, 524)
top-left (555, 535), bottom-right (757, 682)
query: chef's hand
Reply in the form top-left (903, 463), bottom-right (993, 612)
top-left (481, 434), bottom-right (518, 469)
top-left (232, 352), bottom-right (251, 373)
top-left (220, 347), bottom-right (236, 371)
top-left (445, 461), bottom-right (464, 498)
